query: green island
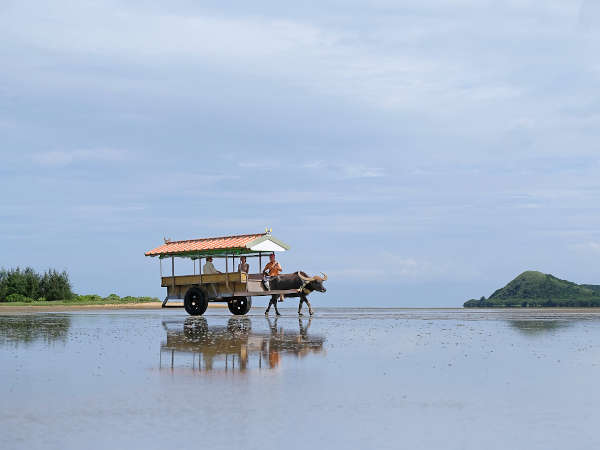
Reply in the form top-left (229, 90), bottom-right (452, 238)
top-left (0, 267), bottom-right (158, 306)
top-left (464, 271), bottom-right (600, 308)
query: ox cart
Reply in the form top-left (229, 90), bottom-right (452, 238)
top-left (145, 231), bottom-right (316, 316)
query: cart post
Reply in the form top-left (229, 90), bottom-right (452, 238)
top-left (225, 253), bottom-right (230, 290)
top-left (171, 257), bottom-right (175, 290)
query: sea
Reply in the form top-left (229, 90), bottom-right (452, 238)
top-left (1, 307), bottom-right (600, 450)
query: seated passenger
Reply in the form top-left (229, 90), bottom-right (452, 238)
top-left (203, 256), bottom-right (220, 298)
top-left (203, 256), bottom-right (220, 274)
top-left (238, 256), bottom-right (249, 274)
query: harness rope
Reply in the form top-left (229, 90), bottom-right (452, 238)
top-left (298, 273), bottom-right (312, 295)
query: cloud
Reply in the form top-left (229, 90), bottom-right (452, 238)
top-left (236, 160), bottom-right (384, 178)
top-left (1, 0), bottom-right (566, 120)
top-left (300, 161), bottom-right (385, 179)
top-left (337, 164), bottom-right (384, 179)
top-left (328, 252), bottom-right (464, 282)
top-left (330, 258), bottom-right (421, 281)
top-left (31, 149), bottom-right (129, 167)
top-left (237, 161), bottom-right (281, 170)
top-left (570, 241), bottom-right (600, 254)
top-left (579, 0), bottom-right (600, 30)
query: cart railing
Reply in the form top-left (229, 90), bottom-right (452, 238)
top-left (161, 272), bottom-right (248, 287)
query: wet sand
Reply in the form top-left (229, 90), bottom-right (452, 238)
top-left (2, 307), bottom-right (600, 450)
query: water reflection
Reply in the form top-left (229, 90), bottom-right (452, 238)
top-left (160, 317), bottom-right (325, 373)
top-left (0, 315), bottom-right (71, 346)
top-left (508, 320), bottom-right (571, 336)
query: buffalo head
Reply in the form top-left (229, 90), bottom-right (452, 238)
top-left (298, 272), bottom-right (328, 293)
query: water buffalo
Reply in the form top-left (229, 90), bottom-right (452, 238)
top-left (264, 271), bottom-right (327, 316)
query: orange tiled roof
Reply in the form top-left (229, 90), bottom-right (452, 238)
top-left (145, 233), bottom-right (266, 257)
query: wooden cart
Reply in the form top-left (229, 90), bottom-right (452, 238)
top-left (145, 231), bottom-right (300, 316)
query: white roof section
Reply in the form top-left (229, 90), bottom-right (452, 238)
top-left (248, 239), bottom-right (288, 252)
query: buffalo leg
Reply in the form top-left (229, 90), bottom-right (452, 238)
top-left (304, 295), bottom-right (314, 316)
top-left (299, 295), bottom-right (313, 316)
top-left (273, 295), bottom-right (281, 316)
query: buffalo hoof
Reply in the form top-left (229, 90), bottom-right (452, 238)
top-left (276, 312), bottom-right (281, 316)
top-left (265, 310), bottom-right (269, 315)
top-left (298, 312), bottom-right (303, 316)
top-left (309, 311), bottom-right (314, 316)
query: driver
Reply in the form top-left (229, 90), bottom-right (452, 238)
top-left (263, 253), bottom-right (282, 277)
top-left (264, 253), bottom-right (284, 315)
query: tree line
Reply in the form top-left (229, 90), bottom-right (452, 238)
top-left (0, 267), bottom-right (72, 302)
top-left (464, 296), bottom-right (600, 308)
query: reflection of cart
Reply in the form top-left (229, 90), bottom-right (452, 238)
top-left (145, 231), bottom-right (300, 316)
top-left (160, 317), bottom-right (325, 372)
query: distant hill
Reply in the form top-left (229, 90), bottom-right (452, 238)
top-left (464, 271), bottom-right (600, 307)
top-left (581, 284), bottom-right (600, 294)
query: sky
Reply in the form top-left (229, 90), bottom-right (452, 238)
top-left (1, 0), bottom-right (600, 307)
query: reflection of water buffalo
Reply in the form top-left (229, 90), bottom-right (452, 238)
top-left (266, 271), bottom-right (327, 316)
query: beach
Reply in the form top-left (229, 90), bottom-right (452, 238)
top-left (0, 302), bottom-right (230, 313)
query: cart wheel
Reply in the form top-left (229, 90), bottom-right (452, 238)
top-left (184, 287), bottom-right (208, 316)
top-left (227, 296), bottom-right (252, 315)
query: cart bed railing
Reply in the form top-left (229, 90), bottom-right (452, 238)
top-left (161, 272), bottom-right (247, 287)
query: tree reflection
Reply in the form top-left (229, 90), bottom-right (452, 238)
top-left (160, 316), bottom-right (325, 372)
top-left (508, 320), bottom-right (571, 336)
top-left (0, 315), bottom-right (71, 346)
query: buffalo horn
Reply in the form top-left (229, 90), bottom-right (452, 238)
top-left (298, 272), bottom-right (314, 282)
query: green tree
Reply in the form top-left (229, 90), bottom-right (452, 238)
top-left (39, 269), bottom-right (72, 301)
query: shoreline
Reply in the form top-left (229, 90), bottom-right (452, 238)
top-left (3, 304), bottom-right (600, 314)
top-left (0, 303), bottom-right (228, 313)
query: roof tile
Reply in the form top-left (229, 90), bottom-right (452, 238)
top-left (145, 233), bottom-right (266, 257)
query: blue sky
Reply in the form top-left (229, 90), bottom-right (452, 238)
top-left (2, 0), bottom-right (600, 306)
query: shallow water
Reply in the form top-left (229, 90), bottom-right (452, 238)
top-left (1, 308), bottom-right (600, 450)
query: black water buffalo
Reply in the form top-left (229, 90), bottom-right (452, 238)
top-left (265, 272), bottom-right (327, 316)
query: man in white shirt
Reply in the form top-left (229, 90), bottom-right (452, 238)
top-left (203, 257), bottom-right (220, 274)
top-left (202, 256), bottom-right (220, 297)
